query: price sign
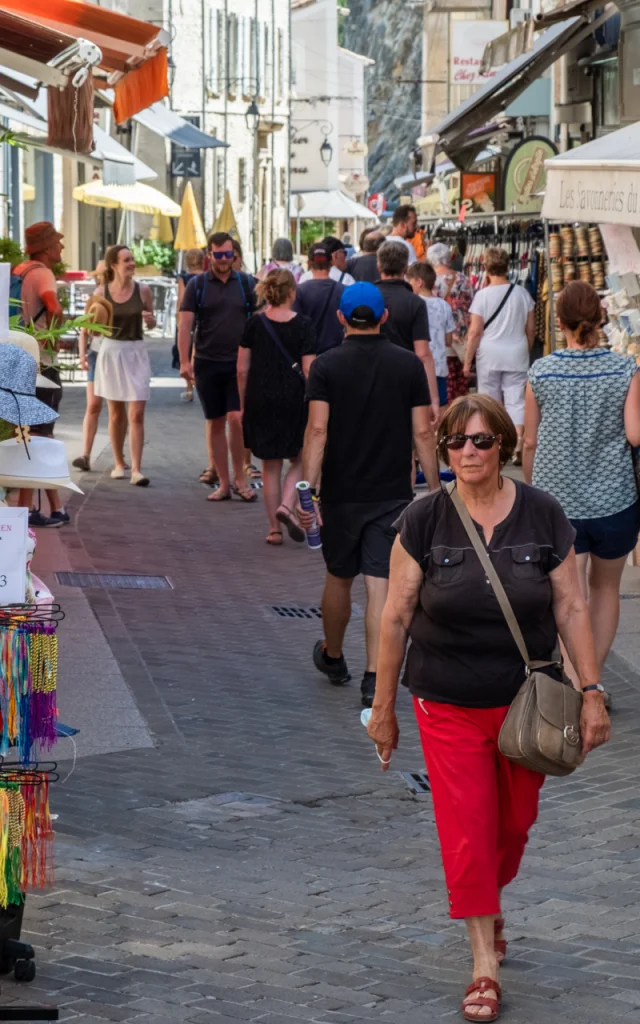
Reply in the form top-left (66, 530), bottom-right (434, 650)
top-left (0, 507), bottom-right (27, 605)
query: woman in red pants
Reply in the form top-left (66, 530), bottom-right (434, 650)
top-left (367, 394), bottom-right (610, 1022)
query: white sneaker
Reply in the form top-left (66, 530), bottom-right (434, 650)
top-left (110, 466), bottom-right (126, 480)
top-left (181, 390), bottom-right (194, 402)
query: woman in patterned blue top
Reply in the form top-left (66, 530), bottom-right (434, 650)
top-left (523, 281), bottom-right (640, 695)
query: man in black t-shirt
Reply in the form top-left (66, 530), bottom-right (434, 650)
top-left (300, 283), bottom-right (440, 707)
top-left (346, 230), bottom-right (383, 283)
top-left (179, 231), bottom-right (257, 502)
top-left (294, 242), bottom-right (346, 352)
top-left (376, 240), bottom-right (439, 426)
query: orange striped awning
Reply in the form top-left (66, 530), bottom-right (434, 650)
top-left (0, 0), bottom-right (169, 121)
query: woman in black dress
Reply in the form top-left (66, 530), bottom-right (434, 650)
top-left (237, 270), bottom-right (316, 545)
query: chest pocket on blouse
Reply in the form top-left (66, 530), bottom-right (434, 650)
top-left (511, 544), bottom-right (543, 580)
top-left (430, 547), bottom-right (464, 586)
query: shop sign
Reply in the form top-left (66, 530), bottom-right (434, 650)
top-left (503, 137), bottom-right (557, 214)
top-left (450, 21), bottom-right (507, 87)
top-left (461, 173), bottom-right (497, 214)
top-left (0, 508), bottom-right (27, 606)
top-left (542, 168), bottom-right (640, 228)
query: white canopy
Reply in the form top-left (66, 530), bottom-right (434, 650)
top-left (290, 189), bottom-right (377, 221)
top-left (542, 122), bottom-right (640, 227)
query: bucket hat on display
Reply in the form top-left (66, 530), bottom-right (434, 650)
top-left (0, 344), bottom-right (60, 427)
top-left (0, 437), bottom-right (82, 493)
top-left (0, 332), bottom-right (61, 390)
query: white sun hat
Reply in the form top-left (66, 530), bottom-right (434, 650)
top-left (0, 436), bottom-right (83, 493)
top-left (0, 332), bottom-right (60, 390)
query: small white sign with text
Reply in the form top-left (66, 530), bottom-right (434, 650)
top-left (0, 507), bottom-right (28, 605)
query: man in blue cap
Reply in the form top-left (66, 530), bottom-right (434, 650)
top-left (300, 282), bottom-right (440, 707)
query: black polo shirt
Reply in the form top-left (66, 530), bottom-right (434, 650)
top-left (396, 482), bottom-right (576, 708)
top-left (293, 279), bottom-right (346, 353)
top-left (377, 278), bottom-right (430, 352)
top-left (306, 335), bottom-right (430, 504)
top-left (180, 270), bottom-right (256, 362)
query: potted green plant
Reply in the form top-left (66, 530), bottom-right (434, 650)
top-left (131, 240), bottom-right (176, 276)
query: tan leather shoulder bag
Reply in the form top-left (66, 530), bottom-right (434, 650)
top-left (448, 483), bottom-right (584, 777)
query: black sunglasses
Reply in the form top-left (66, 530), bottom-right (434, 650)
top-left (442, 432), bottom-right (498, 451)
top-left (211, 250), bottom-right (234, 260)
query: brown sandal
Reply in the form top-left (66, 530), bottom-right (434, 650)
top-left (494, 917), bottom-right (507, 964)
top-left (266, 529), bottom-right (283, 546)
top-left (275, 505), bottom-right (305, 543)
top-left (199, 467), bottom-right (219, 486)
top-left (232, 485), bottom-right (258, 503)
top-left (462, 977), bottom-right (501, 1022)
top-left (207, 488), bottom-right (231, 502)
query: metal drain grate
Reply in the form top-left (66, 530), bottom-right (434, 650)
top-left (55, 572), bottom-right (173, 590)
top-left (399, 771), bottom-right (431, 795)
top-left (271, 605), bottom-right (323, 620)
top-left (269, 603), bottom-right (363, 620)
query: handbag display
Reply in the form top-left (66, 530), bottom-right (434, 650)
top-left (447, 483), bottom-right (584, 777)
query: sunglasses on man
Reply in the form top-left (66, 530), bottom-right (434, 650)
top-left (442, 433), bottom-right (498, 451)
top-left (211, 250), bottom-right (235, 260)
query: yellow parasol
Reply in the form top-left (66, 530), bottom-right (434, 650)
top-left (150, 212), bottom-right (174, 243)
top-left (72, 179), bottom-right (181, 216)
top-left (212, 189), bottom-right (240, 238)
top-left (174, 181), bottom-right (207, 250)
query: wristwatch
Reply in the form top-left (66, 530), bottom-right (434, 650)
top-left (582, 684), bottom-right (605, 694)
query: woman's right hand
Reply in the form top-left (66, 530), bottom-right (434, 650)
top-left (367, 707), bottom-right (399, 772)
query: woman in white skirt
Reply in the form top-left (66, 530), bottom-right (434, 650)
top-left (93, 244), bottom-right (155, 485)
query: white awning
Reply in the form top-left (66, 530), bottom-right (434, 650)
top-left (290, 190), bottom-right (377, 220)
top-left (542, 122), bottom-right (640, 226)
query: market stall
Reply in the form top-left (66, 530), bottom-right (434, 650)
top-left (542, 122), bottom-right (640, 360)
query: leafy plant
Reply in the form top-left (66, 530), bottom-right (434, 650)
top-left (10, 313), bottom-right (113, 368)
top-left (300, 219), bottom-right (336, 253)
top-left (0, 237), bottom-right (25, 267)
top-left (131, 239), bottom-right (176, 273)
top-left (52, 260), bottom-right (68, 280)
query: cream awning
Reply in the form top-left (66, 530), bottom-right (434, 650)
top-left (72, 179), bottom-right (181, 216)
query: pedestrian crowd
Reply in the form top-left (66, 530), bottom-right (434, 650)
top-left (9, 210), bottom-right (639, 1023)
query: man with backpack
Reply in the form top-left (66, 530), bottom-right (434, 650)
top-left (294, 242), bottom-right (346, 353)
top-left (11, 222), bottom-right (68, 528)
top-left (179, 231), bottom-right (258, 503)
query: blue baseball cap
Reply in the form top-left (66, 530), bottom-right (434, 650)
top-left (339, 282), bottom-right (385, 324)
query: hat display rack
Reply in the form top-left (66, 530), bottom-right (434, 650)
top-left (0, 265), bottom-right (67, 1018)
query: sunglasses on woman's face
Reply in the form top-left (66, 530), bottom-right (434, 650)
top-left (443, 433), bottom-right (497, 451)
top-left (211, 250), bottom-right (234, 260)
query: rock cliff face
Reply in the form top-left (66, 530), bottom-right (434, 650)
top-left (342, 0), bottom-right (423, 205)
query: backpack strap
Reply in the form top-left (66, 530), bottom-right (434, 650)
top-left (236, 271), bottom-right (254, 319)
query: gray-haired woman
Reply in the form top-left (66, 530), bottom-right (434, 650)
top-left (427, 242), bottom-right (474, 402)
top-left (259, 238), bottom-right (304, 283)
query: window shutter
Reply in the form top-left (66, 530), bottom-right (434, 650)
top-left (208, 8), bottom-right (219, 95)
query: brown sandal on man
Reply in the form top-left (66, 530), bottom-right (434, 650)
top-left (266, 529), bottom-right (283, 546)
top-left (494, 917), bottom-right (507, 964)
top-left (276, 505), bottom-right (305, 543)
top-left (462, 977), bottom-right (501, 1022)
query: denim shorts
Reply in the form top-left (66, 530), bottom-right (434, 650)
top-left (571, 501), bottom-right (640, 560)
top-left (87, 349), bottom-right (98, 383)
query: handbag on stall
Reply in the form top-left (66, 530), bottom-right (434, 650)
top-left (447, 483), bottom-right (585, 777)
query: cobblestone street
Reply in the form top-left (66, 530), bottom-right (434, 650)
top-left (4, 345), bottom-right (640, 1023)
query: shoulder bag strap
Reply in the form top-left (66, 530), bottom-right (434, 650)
top-left (259, 313), bottom-right (305, 381)
top-left (482, 281), bottom-right (516, 332)
top-left (446, 482), bottom-right (550, 671)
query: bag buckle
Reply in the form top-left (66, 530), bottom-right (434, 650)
top-left (564, 724), bottom-right (580, 746)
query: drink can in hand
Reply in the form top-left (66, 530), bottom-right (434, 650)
top-left (296, 481), bottom-right (322, 550)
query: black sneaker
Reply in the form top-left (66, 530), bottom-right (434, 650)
top-left (361, 671), bottom-right (376, 708)
top-left (28, 509), bottom-right (63, 529)
top-left (48, 510), bottom-right (70, 526)
top-left (313, 640), bottom-right (351, 686)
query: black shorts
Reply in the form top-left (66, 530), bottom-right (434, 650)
top-left (571, 501), bottom-right (640, 560)
top-left (31, 366), bottom-right (62, 438)
top-left (194, 358), bottom-right (240, 420)
top-left (321, 500), bottom-right (410, 579)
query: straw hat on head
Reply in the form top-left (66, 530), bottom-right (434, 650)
top-left (0, 332), bottom-right (60, 390)
top-left (0, 344), bottom-right (59, 427)
top-left (24, 221), bottom-right (63, 256)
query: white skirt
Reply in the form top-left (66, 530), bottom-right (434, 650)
top-left (94, 339), bottom-right (151, 402)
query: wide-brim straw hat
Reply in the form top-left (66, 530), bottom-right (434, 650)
top-left (0, 332), bottom-right (60, 390)
top-left (0, 344), bottom-right (59, 426)
top-left (84, 295), bottom-right (113, 329)
top-left (0, 437), bottom-right (82, 493)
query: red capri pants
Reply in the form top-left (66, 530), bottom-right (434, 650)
top-left (414, 697), bottom-right (544, 919)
